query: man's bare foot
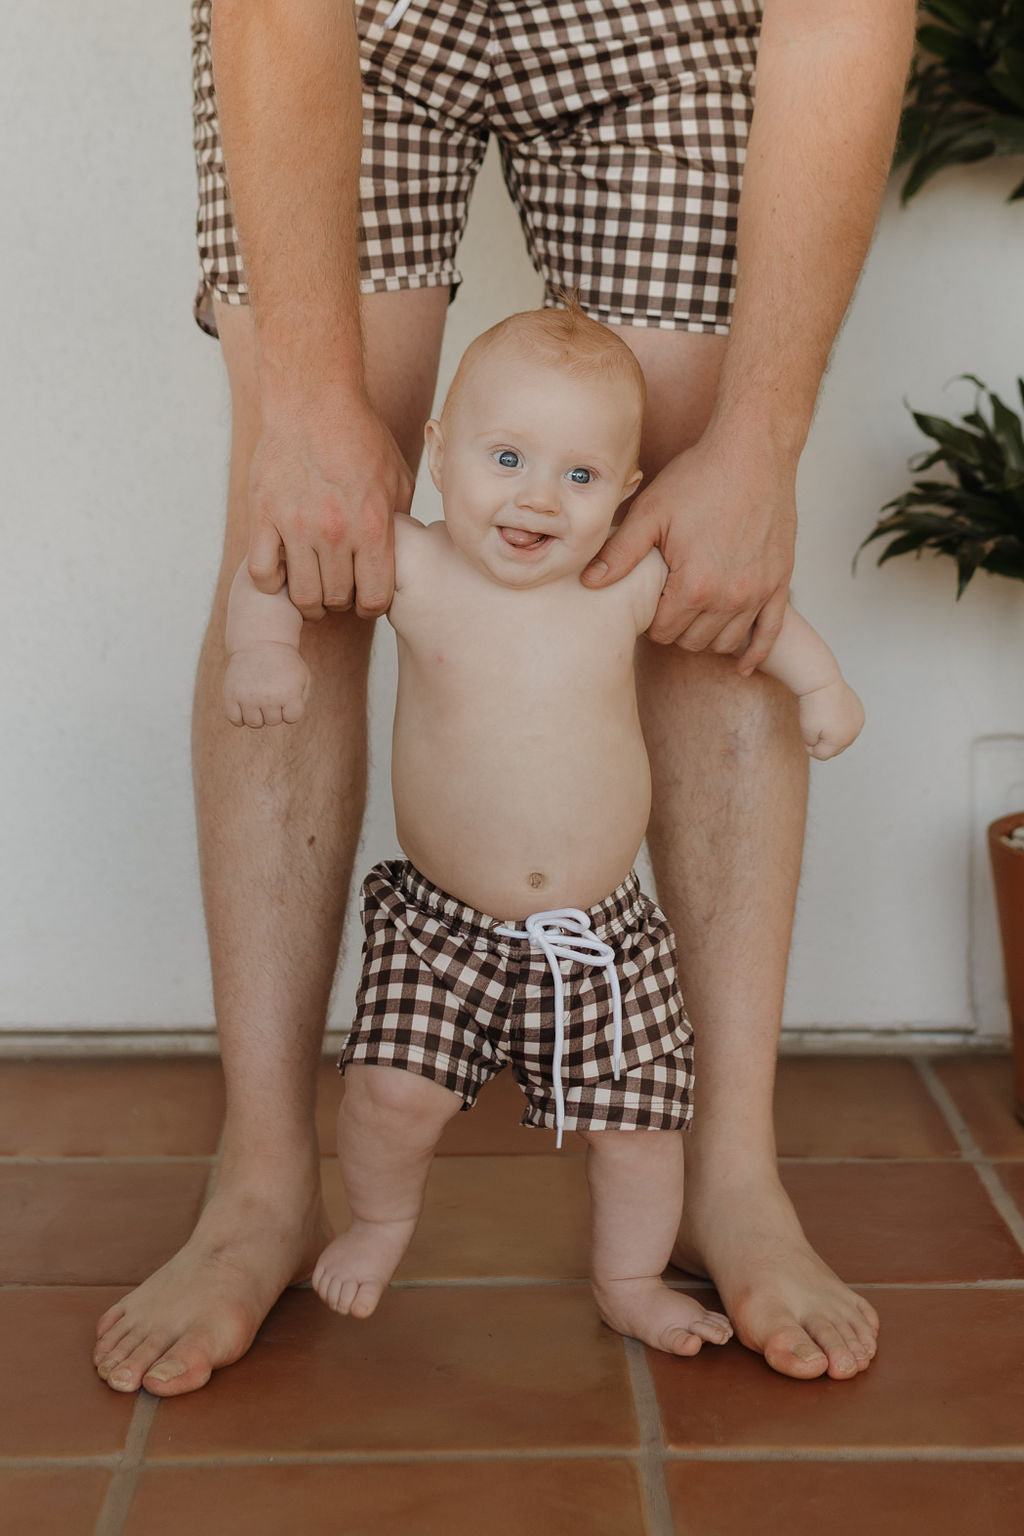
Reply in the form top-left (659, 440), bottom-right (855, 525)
top-left (312, 1215), bottom-right (418, 1318)
top-left (93, 1178), bottom-right (332, 1397)
top-left (671, 1171), bottom-right (880, 1381)
top-left (592, 1275), bottom-right (733, 1356)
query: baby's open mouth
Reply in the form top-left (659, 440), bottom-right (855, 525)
top-left (499, 526), bottom-right (551, 550)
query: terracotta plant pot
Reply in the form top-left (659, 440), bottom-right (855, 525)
top-left (988, 811), bottom-right (1024, 1125)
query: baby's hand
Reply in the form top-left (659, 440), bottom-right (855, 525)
top-left (797, 677), bottom-right (865, 761)
top-left (223, 643), bottom-right (310, 728)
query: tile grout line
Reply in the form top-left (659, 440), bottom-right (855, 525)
top-left (915, 1058), bottom-right (1024, 1257)
top-left (3, 1445), bottom-right (1021, 1472)
top-left (622, 1336), bottom-right (674, 1536)
top-left (91, 1390), bottom-right (159, 1536)
top-left (7, 1277), bottom-right (1024, 1296)
top-left (5, 1153), bottom-right (1020, 1166)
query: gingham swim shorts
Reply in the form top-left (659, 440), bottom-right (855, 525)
top-left (191, 0), bottom-right (760, 338)
top-left (338, 858), bottom-right (695, 1135)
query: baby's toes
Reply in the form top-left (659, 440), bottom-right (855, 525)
top-left (692, 1309), bottom-right (733, 1344)
top-left (661, 1326), bottom-right (705, 1357)
top-left (350, 1280), bottom-right (385, 1320)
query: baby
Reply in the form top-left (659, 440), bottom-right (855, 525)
top-left (223, 305), bottom-right (863, 1358)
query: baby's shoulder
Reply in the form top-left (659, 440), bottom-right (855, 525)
top-left (392, 512), bottom-right (430, 577)
top-left (390, 514), bottom-right (459, 631)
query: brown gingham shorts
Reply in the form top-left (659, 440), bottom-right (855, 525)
top-left (338, 859), bottom-right (695, 1135)
top-left (191, 0), bottom-right (761, 338)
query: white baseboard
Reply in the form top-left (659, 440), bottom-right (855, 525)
top-left (0, 1026), bottom-right (1010, 1058)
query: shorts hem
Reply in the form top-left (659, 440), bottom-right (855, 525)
top-left (520, 1106), bottom-right (694, 1135)
top-left (358, 270), bottom-right (462, 299)
top-left (193, 278), bottom-right (247, 340)
top-left (338, 1042), bottom-right (479, 1113)
top-left (542, 291), bottom-right (731, 335)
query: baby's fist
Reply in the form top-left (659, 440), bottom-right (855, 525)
top-left (798, 678), bottom-right (865, 761)
top-left (223, 643), bottom-right (311, 728)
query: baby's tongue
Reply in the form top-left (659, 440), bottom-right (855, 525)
top-left (502, 526), bottom-right (544, 548)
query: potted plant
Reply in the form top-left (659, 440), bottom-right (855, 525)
top-left (857, 377), bottom-right (1024, 1120)
top-left (895, 0), bottom-right (1024, 206)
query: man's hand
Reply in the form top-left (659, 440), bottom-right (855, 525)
top-left (247, 394), bottom-right (414, 622)
top-left (581, 430), bottom-right (797, 675)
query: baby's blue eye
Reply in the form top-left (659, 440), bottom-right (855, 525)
top-left (495, 450), bottom-right (521, 468)
top-left (567, 467), bottom-right (592, 484)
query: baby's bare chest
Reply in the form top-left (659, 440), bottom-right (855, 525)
top-left (394, 584), bottom-right (638, 715)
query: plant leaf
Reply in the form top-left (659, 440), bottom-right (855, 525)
top-left (982, 540), bottom-right (1024, 580)
top-left (910, 410), bottom-right (988, 461)
top-left (917, 24), bottom-right (980, 65)
top-left (989, 393), bottom-right (1024, 472)
top-left (875, 530), bottom-right (937, 563)
top-left (989, 67), bottom-right (1024, 112)
top-left (955, 549), bottom-right (981, 597)
top-left (921, 0), bottom-right (982, 39)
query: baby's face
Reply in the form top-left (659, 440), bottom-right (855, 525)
top-left (425, 353), bottom-right (643, 587)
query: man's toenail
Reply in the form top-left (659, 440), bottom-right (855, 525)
top-left (109, 1369), bottom-right (133, 1387)
top-left (795, 1342), bottom-right (826, 1361)
top-left (146, 1360), bottom-right (185, 1383)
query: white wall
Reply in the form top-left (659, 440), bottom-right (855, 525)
top-left (3, 4), bottom-right (1023, 1042)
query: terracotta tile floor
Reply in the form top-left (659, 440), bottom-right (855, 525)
top-left (2, 1051), bottom-right (1023, 1535)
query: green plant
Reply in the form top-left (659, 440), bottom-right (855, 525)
top-left (897, 0), bottom-right (1024, 203)
top-left (856, 376), bottom-right (1024, 595)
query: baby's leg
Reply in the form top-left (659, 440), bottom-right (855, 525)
top-left (580, 1127), bottom-right (733, 1356)
top-left (313, 1064), bottom-right (464, 1319)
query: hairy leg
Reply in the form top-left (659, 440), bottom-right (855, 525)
top-left (613, 322), bottom-right (880, 1380)
top-left (313, 1064), bottom-right (464, 1319)
top-left (93, 287), bottom-right (449, 1396)
top-left (581, 1126), bottom-right (731, 1356)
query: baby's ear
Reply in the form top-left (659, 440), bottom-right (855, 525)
top-left (621, 467), bottom-right (643, 501)
top-left (424, 419), bottom-right (445, 492)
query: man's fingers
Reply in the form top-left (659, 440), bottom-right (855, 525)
top-left (283, 546), bottom-right (327, 621)
top-left (709, 607), bottom-right (761, 657)
top-left (248, 521), bottom-right (286, 594)
top-left (737, 589), bottom-right (789, 675)
top-left (352, 531), bottom-right (395, 621)
top-left (581, 507), bottom-right (658, 587)
top-left (672, 610), bottom-right (736, 654)
top-left (319, 551), bottom-right (356, 613)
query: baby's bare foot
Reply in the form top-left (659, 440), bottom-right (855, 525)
top-left (592, 1275), bottom-right (733, 1356)
top-left (312, 1216), bottom-right (418, 1319)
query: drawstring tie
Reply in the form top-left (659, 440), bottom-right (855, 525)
top-left (493, 908), bottom-right (623, 1149)
top-left (384, 0), bottom-right (414, 26)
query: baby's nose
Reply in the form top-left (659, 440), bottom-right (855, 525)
top-left (515, 475), bottom-right (560, 512)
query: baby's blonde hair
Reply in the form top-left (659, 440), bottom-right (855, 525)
top-left (440, 293), bottom-right (646, 459)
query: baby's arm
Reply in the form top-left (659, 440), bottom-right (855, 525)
top-left (222, 560), bottom-right (310, 727)
top-left (755, 605), bottom-right (864, 761)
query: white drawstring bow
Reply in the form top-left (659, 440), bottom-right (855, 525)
top-left (493, 908), bottom-right (623, 1148)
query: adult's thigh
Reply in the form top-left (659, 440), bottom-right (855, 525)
top-left (606, 323), bottom-right (728, 482)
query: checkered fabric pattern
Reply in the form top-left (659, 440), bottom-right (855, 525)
top-left (339, 859), bottom-right (695, 1135)
top-left (190, 0), bottom-right (760, 337)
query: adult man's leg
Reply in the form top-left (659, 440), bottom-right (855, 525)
top-left (93, 286), bottom-right (449, 1395)
top-left (618, 322), bottom-right (880, 1380)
